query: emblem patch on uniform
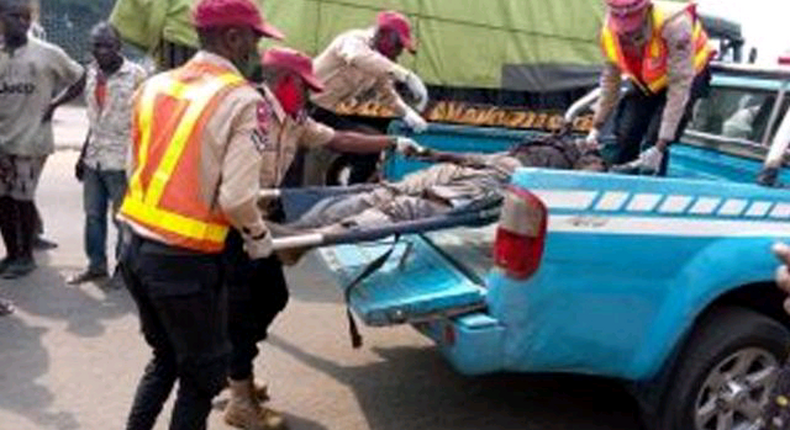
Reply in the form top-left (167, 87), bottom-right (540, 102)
top-left (256, 101), bottom-right (271, 133)
top-left (251, 129), bottom-right (269, 153)
top-left (250, 100), bottom-right (273, 153)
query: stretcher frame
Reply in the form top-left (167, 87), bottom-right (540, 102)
top-left (260, 186), bottom-right (502, 251)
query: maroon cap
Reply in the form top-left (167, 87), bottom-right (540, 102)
top-left (262, 47), bottom-right (324, 92)
top-left (194, 0), bottom-right (285, 40)
top-left (605, 0), bottom-right (651, 34)
top-left (377, 10), bottom-right (415, 53)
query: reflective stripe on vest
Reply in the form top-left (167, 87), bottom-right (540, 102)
top-left (120, 64), bottom-right (245, 252)
top-left (601, 1), bottom-right (713, 94)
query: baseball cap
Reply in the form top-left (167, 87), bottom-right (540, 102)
top-left (194, 0), bottom-right (285, 40)
top-left (377, 10), bottom-right (415, 53)
top-left (606, 0), bottom-right (651, 34)
top-left (262, 47), bottom-right (324, 92)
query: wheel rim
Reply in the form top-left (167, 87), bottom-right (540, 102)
top-left (695, 347), bottom-right (779, 430)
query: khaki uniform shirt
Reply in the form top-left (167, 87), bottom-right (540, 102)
top-left (593, 12), bottom-right (696, 142)
top-left (311, 28), bottom-right (411, 116)
top-left (258, 86), bottom-right (335, 188)
top-left (125, 51), bottom-right (267, 243)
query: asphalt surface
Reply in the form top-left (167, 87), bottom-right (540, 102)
top-left (0, 107), bottom-right (644, 430)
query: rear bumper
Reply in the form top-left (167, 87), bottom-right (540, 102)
top-left (414, 312), bottom-right (506, 375)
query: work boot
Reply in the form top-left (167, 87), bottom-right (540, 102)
top-left (224, 378), bottom-right (286, 430)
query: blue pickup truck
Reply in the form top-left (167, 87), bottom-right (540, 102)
top-left (316, 63), bottom-right (790, 430)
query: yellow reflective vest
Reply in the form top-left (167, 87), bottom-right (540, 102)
top-left (118, 61), bottom-right (246, 253)
top-left (600, 1), bottom-right (713, 94)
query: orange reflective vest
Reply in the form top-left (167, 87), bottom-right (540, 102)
top-left (600, 1), bottom-right (714, 94)
top-left (118, 61), bottom-right (247, 253)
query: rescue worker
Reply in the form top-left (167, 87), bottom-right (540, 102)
top-left (221, 46), bottom-right (423, 430)
top-left (117, 0), bottom-right (282, 428)
top-left (586, 0), bottom-right (714, 175)
top-left (304, 10), bottom-right (430, 184)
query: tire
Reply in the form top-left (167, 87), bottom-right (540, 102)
top-left (654, 306), bottom-right (790, 430)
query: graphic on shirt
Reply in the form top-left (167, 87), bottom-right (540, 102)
top-left (0, 63), bottom-right (38, 96)
top-left (0, 81), bottom-right (36, 94)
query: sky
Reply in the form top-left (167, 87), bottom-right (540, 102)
top-left (696, 0), bottom-right (790, 65)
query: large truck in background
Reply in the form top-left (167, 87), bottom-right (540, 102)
top-left (107, 0), bottom-right (746, 183)
top-left (109, 0), bottom-right (606, 128)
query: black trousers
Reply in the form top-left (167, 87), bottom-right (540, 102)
top-left (613, 66), bottom-right (711, 175)
top-left (121, 233), bottom-right (229, 430)
top-left (223, 230), bottom-right (289, 381)
top-left (0, 196), bottom-right (36, 261)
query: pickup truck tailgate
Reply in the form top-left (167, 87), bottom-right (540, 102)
top-left (317, 235), bottom-right (487, 326)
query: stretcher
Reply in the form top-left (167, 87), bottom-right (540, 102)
top-left (261, 184), bottom-right (501, 348)
top-left (262, 184), bottom-right (502, 252)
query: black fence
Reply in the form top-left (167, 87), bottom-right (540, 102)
top-left (39, 1), bottom-right (141, 64)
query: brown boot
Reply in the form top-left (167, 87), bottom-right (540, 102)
top-left (224, 378), bottom-right (286, 430)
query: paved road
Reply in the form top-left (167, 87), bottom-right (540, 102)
top-left (0, 107), bottom-right (643, 430)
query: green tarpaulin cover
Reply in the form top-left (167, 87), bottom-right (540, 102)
top-left (110, 0), bottom-right (607, 89)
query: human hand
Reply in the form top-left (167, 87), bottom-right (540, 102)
top-left (75, 158), bottom-right (86, 182)
top-left (403, 108), bottom-right (428, 133)
top-left (638, 146), bottom-right (664, 174)
top-left (774, 243), bottom-right (790, 314)
top-left (393, 137), bottom-right (428, 158)
top-left (243, 228), bottom-right (273, 260)
top-left (582, 128), bottom-right (601, 152)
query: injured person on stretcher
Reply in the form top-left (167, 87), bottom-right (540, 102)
top-left (273, 135), bottom-right (607, 235)
top-left (268, 134), bottom-right (665, 264)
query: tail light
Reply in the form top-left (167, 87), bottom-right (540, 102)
top-left (494, 187), bottom-right (548, 279)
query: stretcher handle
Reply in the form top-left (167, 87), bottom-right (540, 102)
top-left (759, 103), bottom-right (790, 186)
top-left (564, 87), bottom-right (601, 124)
top-left (764, 107), bottom-right (790, 170)
top-left (271, 233), bottom-right (325, 251)
top-left (269, 207), bottom-right (501, 251)
top-left (258, 184), bottom-right (382, 201)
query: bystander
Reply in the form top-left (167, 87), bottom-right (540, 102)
top-left (0, 0), bottom-right (85, 279)
top-left (68, 22), bottom-right (145, 288)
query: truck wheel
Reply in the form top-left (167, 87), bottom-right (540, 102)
top-left (656, 307), bottom-right (790, 430)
